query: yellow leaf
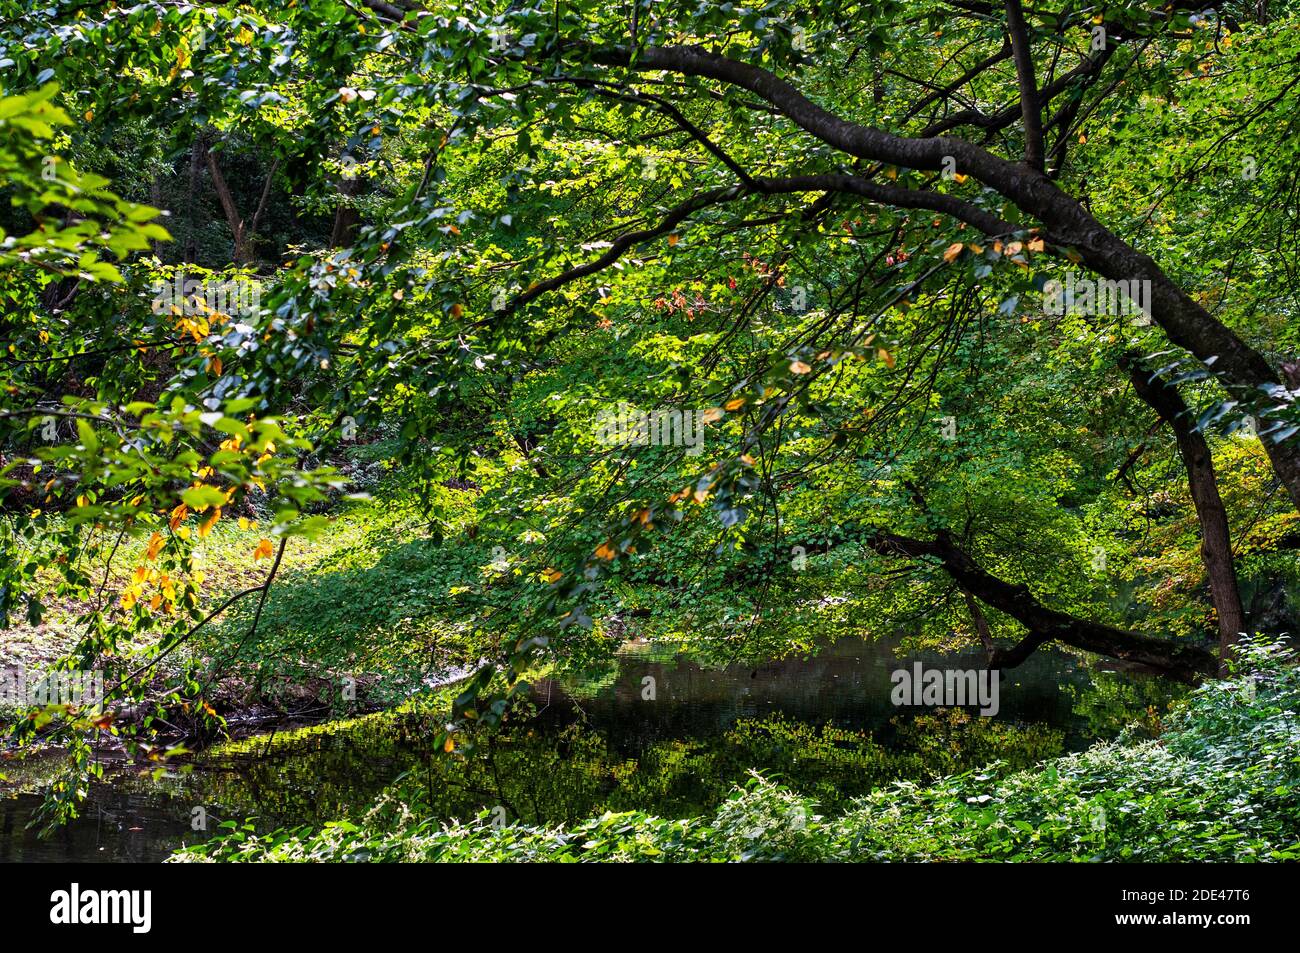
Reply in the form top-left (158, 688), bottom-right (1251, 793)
top-left (145, 533), bottom-right (165, 561)
top-left (724, 397), bottom-right (746, 411)
top-left (789, 360), bottom-right (812, 375)
top-left (542, 568), bottom-right (563, 583)
top-left (668, 234), bottom-right (680, 246)
top-left (878, 348), bottom-right (896, 369)
top-left (253, 538), bottom-right (275, 561)
top-left (594, 542), bottom-right (616, 561)
top-left (199, 507), bottom-right (221, 538)
top-left (943, 242), bottom-right (964, 263)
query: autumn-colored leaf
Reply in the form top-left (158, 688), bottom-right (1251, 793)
top-left (253, 538), bottom-right (275, 560)
top-left (199, 507), bottom-right (221, 538)
top-left (943, 242), bottom-right (964, 263)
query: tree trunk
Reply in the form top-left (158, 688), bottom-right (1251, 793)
top-left (750, 524), bottom-right (1219, 681)
top-left (184, 131), bottom-right (207, 265)
top-left (1124, 355), bottom-right (1246, 673)
top-left (205, 146), bottom-right (252, 265)
top-left (329, 174), bottom-right (363, 248)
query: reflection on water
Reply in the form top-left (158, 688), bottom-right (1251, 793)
top-left (530, 636), bottom-right (1133, 752)
top-left (0, 635), bottom-right (1178, 862)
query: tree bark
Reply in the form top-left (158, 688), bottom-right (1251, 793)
top-left (205, 146), bottom-right (253, 265)
top-left (329, 173), bottom-right (363, 248)
top-left (1003, 0), bottom-right (1044, 170)
top-left (1123, 355), bottom-right (1246, 673)
top-left (862, 528), bottom-right (1217, 682)
top-left (184, 130), bottom-right (207, 265)
top-left (740, 524), bottom-right (1218, 681)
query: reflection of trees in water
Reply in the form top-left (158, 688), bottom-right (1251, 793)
top-left (361, 709), bottom-right (1068, 828)
top-left (111, 703), bottom-right (1076, 833)
top-left (1064, 669), bottom-right (1186, 739)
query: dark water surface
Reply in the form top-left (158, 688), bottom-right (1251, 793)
top-left (0, 635), bottom-right (1176, 862)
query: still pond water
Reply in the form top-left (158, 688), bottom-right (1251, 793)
top-left (0, 635), bottom-right (1177, 862)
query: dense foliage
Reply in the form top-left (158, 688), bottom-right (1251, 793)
top-left (1, 0), bottom-right (1297, 847)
